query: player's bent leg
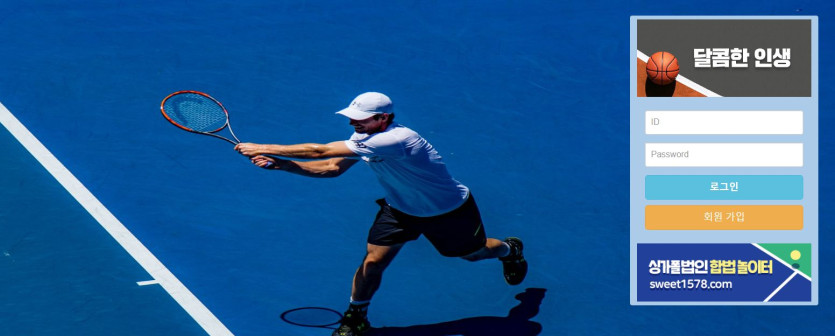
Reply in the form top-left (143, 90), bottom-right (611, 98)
top-left (460, 237), bottom-right (527, 285)
top-left (334, 243), bottom-right (403, 336)
top-left (460, 238), bottom-right (509, 262)
top-left (352, 243), bottom-right (403, 301)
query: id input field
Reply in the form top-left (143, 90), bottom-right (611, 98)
top-left (646, 143), bottom-right (803, 167)
top-left (646, 111), bottom-right (803, 135)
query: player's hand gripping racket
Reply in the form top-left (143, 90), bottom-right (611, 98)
top-left (160, 90), bottom-right (274, 168)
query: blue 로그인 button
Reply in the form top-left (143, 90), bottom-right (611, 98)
top-left (645, 175), bottom-right (802, 200)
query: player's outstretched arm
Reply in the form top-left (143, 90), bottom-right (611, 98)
top-left (253, 156), bottom-right (359, 178)
top-left (235, 141), bottom-right (355, 159)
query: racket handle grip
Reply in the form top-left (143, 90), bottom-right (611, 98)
top-left (264, 161), bottom-right (275, 169)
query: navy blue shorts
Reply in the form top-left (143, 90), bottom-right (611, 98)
top-left (367, 194), bottom-right (487, 257)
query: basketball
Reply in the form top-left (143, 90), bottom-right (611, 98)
top-left (646, 51), bottom-right (679, 85)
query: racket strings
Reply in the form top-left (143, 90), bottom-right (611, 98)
top-left (163, 93), bottom-right (228, 133)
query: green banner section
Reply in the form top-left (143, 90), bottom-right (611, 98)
top-left (758, 243), bottom-right (812, 278)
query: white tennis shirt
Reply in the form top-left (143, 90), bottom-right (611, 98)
top-left (344, 123), bottom-right (469, 217)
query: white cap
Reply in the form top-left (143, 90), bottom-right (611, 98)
top-left (335, 92), bottom-right (393, 120)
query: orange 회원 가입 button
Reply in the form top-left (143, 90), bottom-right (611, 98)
top-left (645, 205), bottom-right (802, 230)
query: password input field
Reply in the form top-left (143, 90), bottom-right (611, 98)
top-left (646, 143), bottom-right (803, 167)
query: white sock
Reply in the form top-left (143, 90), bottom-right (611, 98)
top-left (349, 297), bottom-right (370, 309)
top-left (500, 242), bottom-right (511, 257)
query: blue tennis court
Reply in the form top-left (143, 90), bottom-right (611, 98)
top-left (1, 1), bottom-right (833, 335)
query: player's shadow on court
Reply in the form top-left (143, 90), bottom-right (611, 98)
top-left (368, 288), bottom-right (546, 336)
top-left (644, 79), bottom-right (676, 97)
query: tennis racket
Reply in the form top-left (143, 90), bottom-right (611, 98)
top-left (160, 90), bottom-right (242, 144)
top-left (160, 90), bottom-right (273, 168)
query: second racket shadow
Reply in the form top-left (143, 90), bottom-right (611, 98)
top-left (367, 287), bottom-right (546, 336)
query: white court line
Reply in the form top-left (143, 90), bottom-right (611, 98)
top-left (637, 50), bottom-right (722, 97)
top-left (0, 101), bottom-right (232, 336)
top-left (753, 243), bottom-right (811, 302)
top-left (137, 280), bottom-right (161, 286)
top-left (764, 272), bottom-right (798, 302)
top-left (752, 243), bottom-right (812, 281)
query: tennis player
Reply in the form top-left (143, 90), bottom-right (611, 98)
top-left (235, 92), bottom-right (527, 336)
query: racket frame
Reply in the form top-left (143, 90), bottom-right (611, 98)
top-left (160, 90), bottom-right (242, 144)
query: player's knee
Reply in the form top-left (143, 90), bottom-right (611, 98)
top-left (361, 257), bottom-right (388, 275)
